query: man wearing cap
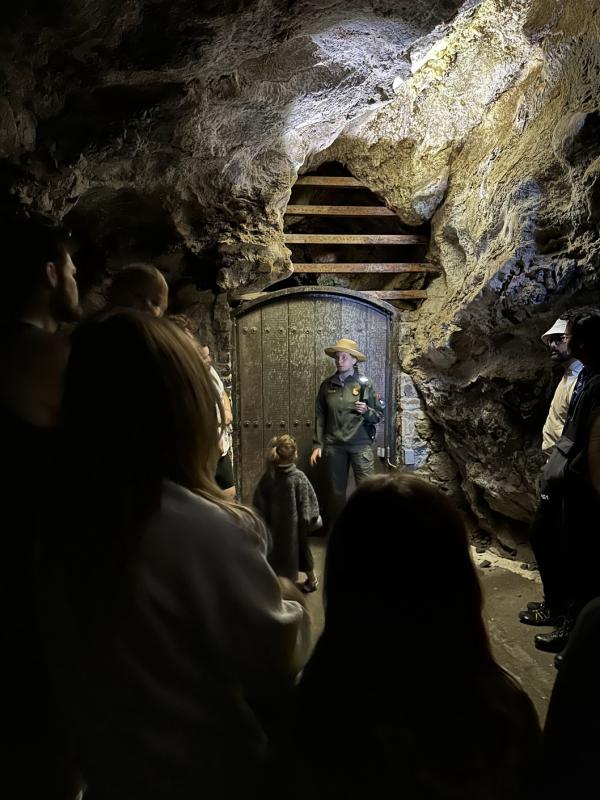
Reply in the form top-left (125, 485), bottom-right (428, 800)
top-left (540, 317), bottom-right (584, 457)
top-left (518, 316), bottom-right (582, 631)
top-left (310, 338), bottom-right (383, 523)
top-left (533, 308), bottom-right (600, 653)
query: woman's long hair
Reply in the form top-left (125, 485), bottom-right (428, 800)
top-left (296, 474), bottom-right (539, 800)
top-left (51, 310), bottom-right (260, 630)
top-left (305, 473), bottom-right (497, 689)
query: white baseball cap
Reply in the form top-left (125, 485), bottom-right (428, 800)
top-left (541, 318), bottom-right (567, 345)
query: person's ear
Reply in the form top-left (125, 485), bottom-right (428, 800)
top-left (45, 261), bottom-right (59, 288)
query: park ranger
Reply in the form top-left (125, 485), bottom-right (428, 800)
top-left (310, 338), bottom-right (383, 523)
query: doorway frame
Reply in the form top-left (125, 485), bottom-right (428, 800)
top-left (231, 286), bottom-right (398, 496)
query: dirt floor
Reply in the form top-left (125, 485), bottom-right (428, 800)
top-left (301, 537), bottom-right (557, 725)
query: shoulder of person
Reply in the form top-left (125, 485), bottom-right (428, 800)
top-left (293, 467), bottom-right (312, 483)
top-left (10, 324), bottom-right (69, 363)
top-left (571, 360), bottom-right (584, 374)
top-left (155, 480), bottom-right (260, 558)
top-left (209, 365), bottom-right (224, 390)
top-left (579, 375), bottom-right (600, 409)
top-left (483, 667), bottom-right (539, 725)
top-left (297, 473), bottom-right (319, 501)
top-left (41, 330), bottom-right (71, 369)
top-left (0, 327), bottom-right (70, 426)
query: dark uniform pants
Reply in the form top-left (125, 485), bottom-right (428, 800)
top-left (324, 445), bottom-right (375, 524)
top-left (530, 493), bottom-right (570, 614)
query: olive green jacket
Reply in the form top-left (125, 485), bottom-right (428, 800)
top-left (314, 371), bottom-right (383, 450)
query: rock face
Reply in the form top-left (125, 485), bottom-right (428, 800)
top-left (325, 0), bottom-right (600, 549)
top-left (1, 0), bottom-right (599, 552)
top-left (0, 0), bottom-right (463, 286)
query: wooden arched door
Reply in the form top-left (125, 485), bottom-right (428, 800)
top-left (232, 287), bottom-right (396, 505)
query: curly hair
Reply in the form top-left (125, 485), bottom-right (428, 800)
top-left (266, 434), bottom-right (298, 466)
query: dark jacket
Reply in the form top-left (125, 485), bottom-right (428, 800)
top-left (314, 371), bottom-right (383, 450)
top-left (542, 370), bottom-right (600, 500)
top-left (253, 464), bottom-right (322, 579)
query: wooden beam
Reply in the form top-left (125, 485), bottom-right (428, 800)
top-left (285, 205), bottom-right (395, 217)
top-left (292, 263), bottom-right (440, 274)
top-left (295, 176), bottom-right (365, 187)
top-left (365, 290), bottom-right (427, 300)
top-left (230, 291), bottom-right (267, 302)
top-left (231, 289), bottom-right (428, 303)
top-left (284, 233), bottom-right (427, 245)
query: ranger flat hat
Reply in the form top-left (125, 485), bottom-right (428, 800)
top-left (324, 338), bottom-right (366, 362)
top-left (541, 318), bottom-right (568, 345)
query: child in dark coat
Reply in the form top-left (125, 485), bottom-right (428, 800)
top-left (253, 435), bottom-right (321, 592)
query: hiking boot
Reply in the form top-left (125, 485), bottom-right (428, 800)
top-left (534, 617), bottom-right (573, 653)
top-left (519, 605), bottom-right (562, 626)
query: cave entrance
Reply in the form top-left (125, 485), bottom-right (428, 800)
top-left (232, 286), bottom-right (396, 507)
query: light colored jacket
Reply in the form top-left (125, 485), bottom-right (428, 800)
top-left (209, 364), bottom-right (231, 455)
top-left (49, 481), bottom-right (310, 800)
top-left (542, 359), bottom-right (583, 456)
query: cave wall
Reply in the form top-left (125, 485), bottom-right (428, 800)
top-left (1, 0), bottom-right (599, 550)
top-left (321, 0), bottom-right (600, 548)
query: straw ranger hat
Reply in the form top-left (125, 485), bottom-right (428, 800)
top-left (324, 338), bottom-right (366, 362)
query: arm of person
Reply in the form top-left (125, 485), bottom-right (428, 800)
top-left (589, 411), bottom-right (600, 497)
top-left (297, 475), bottom-right (323, 534)
top-left (356, 380), bottom-right (384, 424)
top-left (311, 383), bottom-right (326, 464)
top-left (195, 511), bottom-right (312, 695)
top-left (313, 382), bottom-right (326, 449)
top-left (221, 390), bottom-right (233, 426)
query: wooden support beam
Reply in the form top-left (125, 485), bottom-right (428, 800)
top-left (365, 290), bottom-right (427, 300)
top-left (284, 233), bottom-right (427, 245)
top-left (230, 291), bottom-right (267, 302)
top-left (291, 263), bottom-right (440, 274)
top-left (285, 205), bottom-right (395, 217)
top-left (231, 289), bottom-right (428, 303)
top-left (294, 176), bottom-right (365, 188)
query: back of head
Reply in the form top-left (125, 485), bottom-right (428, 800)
top-left (322, 473), bottom-right (490, 667)
top-left (266, 434), bottom-right (298, 467)
top-left (63, 310), bottom-right (219, 490)
top-left (105, 263), bottom-right (168, 317)
top-left (0, 206), bottom-right (73, 318)
top-left (56, 310), bottom-right (221, 627)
